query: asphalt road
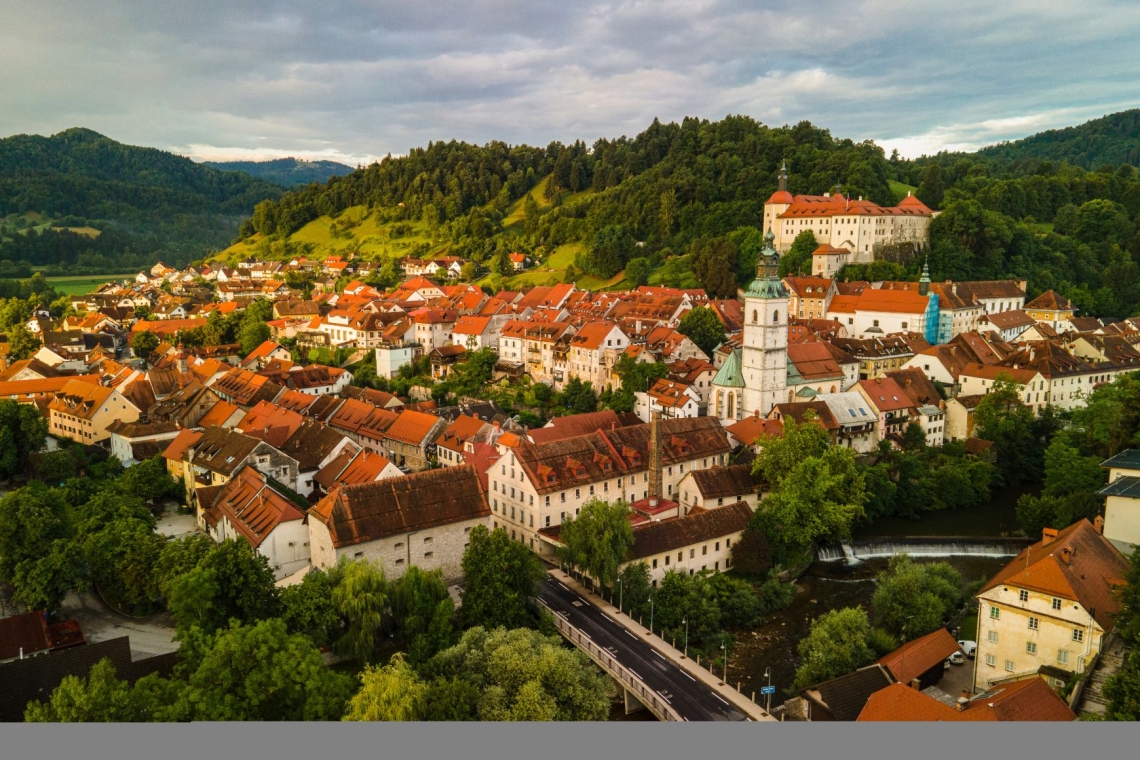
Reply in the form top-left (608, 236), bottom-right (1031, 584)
top-left (538, 575), bottom-right (747, 722)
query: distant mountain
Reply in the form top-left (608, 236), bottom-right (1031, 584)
top-left (0, 128), bottom-right (283, 270)
top-left (975, 109), bottom-right (1140, 168)
top-left (202, 157), bottom-right (356, 187)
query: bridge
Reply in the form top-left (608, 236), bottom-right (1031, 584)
top-left (538, 570), bottom-right (775, 722)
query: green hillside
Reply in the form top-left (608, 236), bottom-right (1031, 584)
top-left (203, 157), bottom-right (355, 187)
top-left (974, 109), bottom-right (1140, 169)
top-left (0, 128), bottom-right (283, 272)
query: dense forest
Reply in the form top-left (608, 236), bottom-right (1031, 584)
top-left (0, 128), bottom-right (282, 271)
top-left (202, 157), bottom-right (355, 187)
top-left (974, 109), bottom-right (1140, 169)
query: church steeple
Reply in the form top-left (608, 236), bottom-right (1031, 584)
top-left (747, 230), bottom-right (787, 297)
top-left (919, 255), bottom-right (931, 297)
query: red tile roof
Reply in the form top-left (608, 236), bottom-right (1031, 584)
top-left (877, 628), bottom-right (961, 685)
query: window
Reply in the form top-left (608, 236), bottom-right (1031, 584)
top-left (652, 559), bottom-right (658, 569)
top-left (1052, 598), bottom-right (1062, 610)
top-left (1026, 642), bottom-right (1037, 655)
top-left (715, 542), bottom-right (720, 551)
top-left (1058, 649), bottom-right (1069, 665)
top-left (354, 551), bottom-right (364, 558)
top-left (395, 558), bottom-right (404, 565)
top-left (690, 549), bottom-right (695, 559)
top-left (987, 630), bottom-right (999, 643)
top-left (989, 606), bottom-right (1000, 620)
top-left (1028, 617), bottom-right (1039, 630)
top-left (1019, 589), bottom-right (1029, 602)
top-left (423, 536), bottom-right (432, 544)
top-left (1073, 629), bottom-right (1084, 643)
top-left (394, 542), bottom-right (404, 550)
top-left (545, 516), bottom-right (550, 527)
top-left (1005, 660), bottom-right (1015, 672)
top-left (985, 654), bottom-right (996, 667)
top-left (664, 555), bottom-right (670, 566)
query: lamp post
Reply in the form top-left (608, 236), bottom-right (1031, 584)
top-left (649, 596), bottom-right (655, 635)
top-left (764, 667), bottom-right (772, 713)
top-left (617, 576), bottom-right (623, 613)
top-left (683, 616), bottom-right (689, 658)
top-left (720, 641), bottom-right (728, 684)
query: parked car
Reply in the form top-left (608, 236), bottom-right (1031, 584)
top-left (958, 640), bottom-right (977, 658)
top-left (948, 652), bottom-right (967, 665)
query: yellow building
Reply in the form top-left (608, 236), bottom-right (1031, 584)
top-left (1023, 290), bottom-right (1074, 329)
top-left (974, 519), bottom-right (1129, 692)
top-left (1099, 449), bottom-right (1140, 554)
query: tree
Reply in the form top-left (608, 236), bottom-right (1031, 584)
top-left (729, 528), bottom-right (773, 577)
top-left (579, 225), bottom-right (634, 278)
top-left (523, 194), bottom-right (542, 236)
top-left (83, 517), bottom-right (165, 612)
top-left (280, 565), bottom-right (342, 647)
top-left (131, 330), bottom-right (160, 359)
top-left (7, 325), bottom-right (42, 360)
top-left (795, 607), bottom-right (876, 688)
top-left (751, 414), bottom-right (830, 486)
top-left (424, 626), bottom-right (613, 721)
top-left (689, 237), bottom-right (739, 297)
top-left (165, 539), bottom-right (279, 634)
top-left (974, 377), bottom-right (1044, 485)
top-left (624, 257), bottom-right (651, 288)
top-left (676, 306), bottom-right (726, 359)
top-left (161, 619), bottom-right (354, 721)
top-left (343, 653), bottom-right (428, 721)
top-left (332, 557), bottom-right (388, 664)
top-left (557, 498), bottom-right (635, 592)
top-left (0, 484), bottom-right (86, 611)
top-left (388, 566), bottom-right (457, 663)
top-left (0, 398), bottom-right (48, 480)
top-left (1105, 547), bottom-right (1140, 720)
top-left (460, 526), bottom-right (545, 630)
top-left (778, 230), bottom-right (817, 277)
top-left (556, 377), bottom-right (597, 414)
top-left (616, 561), bottom-right (652, 617)
top-left (239, 319), bottom-right (271, 357)
top-left (652, 570), bottom-right (722, 646)
top-left (35, 449), bottom-right (77, 484)
top-left (25, 659), bottom-right (140, 722)
top-left (871, 554), bottom-right (963, 640)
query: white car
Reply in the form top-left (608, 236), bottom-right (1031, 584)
top-left (958, 640), bottom-right (977, 659)
top-left (948, 652), bottom-right (967, 665)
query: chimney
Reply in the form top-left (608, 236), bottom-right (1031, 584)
top-left (1060, 547), bottom-right (1072, 565)
top-left (957, 690), bottom-right (970, 712)
top-left (1042, 527), bottom-right (1058, 545)
top-left (909, 678), bottom-right (921, 691)
top-left (1094, 515), bottom-right (1104, 534)
top-left (648, 410), bottom-right (663, 507)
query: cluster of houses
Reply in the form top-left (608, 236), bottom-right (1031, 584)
top-left (3, 209), bottom-right (1139, 718)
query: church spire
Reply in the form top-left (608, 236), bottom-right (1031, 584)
top-left (919, 255), bottom-right (931, 297)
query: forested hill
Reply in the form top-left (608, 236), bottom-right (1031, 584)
top-left (0, 128), bottom-right (283, 272)
top-left (202, 157), bottom-right (355, 187)
top-left (974, 109), bottom-right (1140, 169)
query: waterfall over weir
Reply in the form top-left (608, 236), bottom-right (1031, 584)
top-left (817, 537), bottom-right (1032, 563)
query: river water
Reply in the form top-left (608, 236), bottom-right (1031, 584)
top-left (724, 484), bottom-right (1035, 705)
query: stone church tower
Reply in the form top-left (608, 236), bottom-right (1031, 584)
top-left (740, 230), bottom-right (788, 417)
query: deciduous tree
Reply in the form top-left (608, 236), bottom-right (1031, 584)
top-left (460, 525), bottom-right (545, 630)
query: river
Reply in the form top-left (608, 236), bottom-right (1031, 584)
top-left (725, 483), bottom-right (1037, 706)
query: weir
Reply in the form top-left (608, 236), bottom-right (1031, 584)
top-left (817, 536), bottom-right (1032, 563)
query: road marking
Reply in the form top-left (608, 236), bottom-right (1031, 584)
top-left (651, 650), bottom-right (666, 661)
top-left (578, 596), bottom-right (589, 604)
top-left (657, 691), bottom-right (672, 703)
top-left (680, 671), bottom-right (696, 682)
top-left (558, 582), bottom-right (569, 591)
top-left (628, 668), bottom-right (641, 679)
top-left (712, 694), bottom-right (730, 706)
top-left (625, 631), bottom-right (638, 640)
top-left (682, 717), bottom-right (689, 722)
top-left (600, 614), bottom-right (614, 623)
top-left (746, 718), bottom-right (754, 722)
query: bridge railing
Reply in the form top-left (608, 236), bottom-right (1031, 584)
top-left (538, 599), bottom-right (683, 722)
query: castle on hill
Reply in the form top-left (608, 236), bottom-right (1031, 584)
top-left (762, 162), bottom-right (935, 263)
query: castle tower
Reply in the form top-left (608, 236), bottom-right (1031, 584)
top-left (740, 230), bottom-right (789, 417)
top-left (762, 161), bottom-right (793, 244)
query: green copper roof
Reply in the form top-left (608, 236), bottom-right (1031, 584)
top-left (745, 277), bottom-right (789, 299)
top-left (711, 348), bottom-right (745, 388)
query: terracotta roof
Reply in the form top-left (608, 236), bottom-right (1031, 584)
top-left (0, 374), bottom-right (100, 398)
top-left (309, 464), bottom-right (489, 548)
top-left (314, 448), bottom-right (393, 492)
top-left (979, 519), bottom-right (1128, 630)
top-left (856, 289), bottom-right (930, 315)
top-left (451, 315), bottom-right (492, 335)
top-left (47, 379), bottom-right (123, 420)
top-left (877, 628), bottom-right (961, 685)
top-left (771, 401), bottom-right (840, 431)
top-left (197, 400), bottom-right (241, 429)
top-left (982, 310), bottom-right (1034, 330)
top-left (569, 321), bottom-right (620, 351)
top-left (384, 410), bottom-right (444, 446)
top-left (725, 414), bottom-right (783, 446)
top-left (884, 368), bottom-right (942, 407)
top-left (529, 411), bottom-right (627, 444)
top-left (858, 678), bottom-right (1075, 722)
top-left (435, 414), bottom-right (489, 453)
top-left (857, 376), bottom-right (918, 413)
top-left (162, 428), bottom-right (203, 461)
top-left (787, 342), bottom-right (845, 382)
top-left (204, 466), bottom-right (305, 549)
top-left (629, 501), bottom-right (752, 559)
top-left (959, 363), bottom-right (1038, 384)
top-left (188, 426), bottom-right (267, 476)
top-left (1025, 290), bottom-right (1073, 311)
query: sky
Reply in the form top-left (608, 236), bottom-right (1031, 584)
top-left (2, 1), bottom-right (1139, 165)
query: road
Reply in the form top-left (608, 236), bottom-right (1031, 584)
top-left (538, 575), bottom-right (748, 722)
top-left (59, 589), bottom-right (179, 660)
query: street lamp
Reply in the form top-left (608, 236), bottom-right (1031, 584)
top-left (649, 596), bottom-right (655, 635)
top-left (764, 667), bottom-right (772, 713)
top-left (682, 616), bottom-right (689, 658)
top-left (720, 641), bottom-right (728, 684)
top-left (617, 576), bottom-right (623, 613)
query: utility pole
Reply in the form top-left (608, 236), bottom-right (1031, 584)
top-left (618, 576), bottom-right (623, 614)
top-left (649, 596), bottom-right (654, 635)
top-left (683, 616), bottom-right (689, 658)
top-left (720, 641), bottom-right (728, 684)
top-left (764, 667), bottom-right (772, 714)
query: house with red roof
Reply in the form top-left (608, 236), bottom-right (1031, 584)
top-left (858, 677), bottom-right (1075, 722)
top-left (856, 376), bottom-right (918, 444)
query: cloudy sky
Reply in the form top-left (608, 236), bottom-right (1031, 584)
top-left (2, 1), bottom-right (1138, 165)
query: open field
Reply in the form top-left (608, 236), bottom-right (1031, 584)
top-left (42, 273), bottom-right (136, 295)
top-left (888, 180), bottom-right (918, 204)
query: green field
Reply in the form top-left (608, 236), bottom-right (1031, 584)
top-left (43, 273), bottom-right (136, 295)
top-left (888, 180), bottom-right (918, 204)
